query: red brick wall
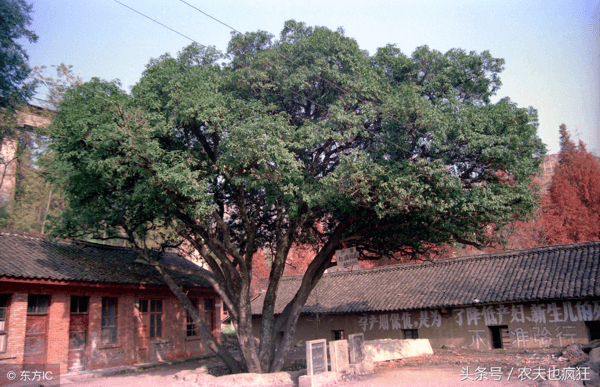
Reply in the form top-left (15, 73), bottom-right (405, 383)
top-left (0, 283), bottom-right (221, 376)
top-left (87, 295), bottom-right (137, 370)
top-left (0, 293), bottom-right (27, 367)
top-left (46, 293), bottom-right (69, 374)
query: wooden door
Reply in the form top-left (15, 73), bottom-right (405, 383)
top-left (204, 299), bottom-right (214, 334)
top-left (68, 296), bottom-right (89, 372)
top-left (137, 300), bottom-right (150, 363)
top-left (68, 314), bottom-right (88, 372)
top-left (24, 295), bottom-right (50, 365)
top-left (23, 314), bottom-right (48, 364)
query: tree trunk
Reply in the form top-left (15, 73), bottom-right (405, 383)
top-left (234, 272), bottom-right (262, 373)
top-left (40, 186), bottom-right (52, 235)
top-left (267, 223), bottom-right (346, 372)
top-left (235, 315), bottom-right (261, 373)
top-left (257, 225), bottom-right (298, 371)
top-left (153, 264), bottom-right (244, 373)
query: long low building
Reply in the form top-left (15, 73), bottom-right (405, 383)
top-left (0, 229), bottom-right (221, 376)
top-left (252, 241), bottom-right (600, 350)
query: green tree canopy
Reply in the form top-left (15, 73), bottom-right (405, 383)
top-left (49, 21), bottom-right (545, 373)
top-left (0, 0), bottom-right (38, 107)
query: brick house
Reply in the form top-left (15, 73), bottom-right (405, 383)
top-left (0, 229), bottom-right (221, 376)
top-left (252, 241), bottom-right (600, 350)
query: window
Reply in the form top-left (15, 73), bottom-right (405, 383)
top-left (27, 295), bottom-right (49, 314)
top-left (149, 300), bottom-right (162, 338)
top-left (138, 299), bottom-right (148, 313)
top-left (70, 296), bottom-right (88, 314)
top-left (0, 295), bottom-right (9, 352)
top-left (186, 298), bottom-right (199, 337)
top-left (139, 299), bottom-right (163, 338)
top-left (204, 298), bottom-right (214, 312)
top-left (101, 298), bottom-right (118, 345)
top-left (333, 330), bottom-right (345, 341)
top-left (403, 329), bottom-right (418, 339)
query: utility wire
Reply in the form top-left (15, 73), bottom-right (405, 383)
top-left (111, 0), bottom-right (413, 156)
top-left (177, 0), bottom-right (366, 105)
top-left (111, 1), bottom-right (332, 113)
top-left (113, 0), bottom-right (200, 44)
top-left (114, 0), bottom-right (361, 109)
top-left (176, 1), bottom-right (414, 156)
top-left (173, 3), bottom-right (420, 161)
top-left (173, 2), bottom-right (419, 156)
top-left (178, 0), bottom-right (241, 34)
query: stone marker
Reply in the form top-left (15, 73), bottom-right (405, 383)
top-left (329, 340), bottom-right (349, 375)
top-left (348, 333), bottom-right (364, 364)
top-left (306, 339), bottom-right (328, 376)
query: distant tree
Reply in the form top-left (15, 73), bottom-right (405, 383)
top-left (0, 64), bottom-right (80, 233)
top-left (0, 107), bottom-right (65, 233)
top-left (0, 0), bottom-right (40, 224)
top-left (536, 124), bottom-right (600, 244)
top-left (49, 22), bottom-right (545, 373)
top-left (30, 63), bottom-right (82, 110)
top-left (0, 0), bottom-right (38, 108)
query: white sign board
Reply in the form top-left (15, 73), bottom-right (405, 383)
top-left (336, 246), bottom-right (359, 269)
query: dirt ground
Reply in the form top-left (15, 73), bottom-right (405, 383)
top-left (338, 348), bottom-right (578, 387)
top-left (51, 348), bottom-right (584, 387)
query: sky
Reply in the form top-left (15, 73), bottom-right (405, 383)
top-left (24, 0), bottom-right (600, 155)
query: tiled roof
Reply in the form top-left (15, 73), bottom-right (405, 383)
top-left (252, 241), bottom-right (600, 315)
top-left (0, 229), bottom-right (211, 288)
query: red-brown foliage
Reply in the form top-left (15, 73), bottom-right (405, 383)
top-left (536, 124), bottom-right (600, 244)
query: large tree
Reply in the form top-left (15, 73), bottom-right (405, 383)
top-left (48, 21), bottom-right (545, 373)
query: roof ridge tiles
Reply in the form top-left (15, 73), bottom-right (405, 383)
top-left (0, 228), bottom-right (210, 288)
top-left (0, 228), bottom-right (138, 252)
top-left (277, 240), bottom-right (600, 282)
top-left (253, 241), bottom-right (600, 315)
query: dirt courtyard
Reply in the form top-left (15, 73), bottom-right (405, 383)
top-left (60, 364), bottom-right (540, 387)
top-left (341, 348), bottom-right (580, 387)
top-left (54, 348), bottom-right (584, 387)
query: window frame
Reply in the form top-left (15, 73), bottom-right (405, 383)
top-left (101, 297), bottom-right (118, 345)
top-left (0, 294), bottom-right (10, 353)
top-left (333, 330), bottom-right (345, 341)
top-left (70, 296), bottom-right (89, 314)
top-left (204, 298), bottom-right (214, 312)
top-left (27, 295), bottom-right (50, 314)
top-left (140, 299), bottom-right (163, 339)
top-left (148, 300), bottom-right (162, 339)
top-left (186, 298), bottom-right (199, 338)
top-left (403, 329), bottom-right (418, 339)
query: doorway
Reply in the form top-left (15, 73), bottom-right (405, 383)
top-left (68, 296), bottom-right (89, 372)
top-left (489, 325), bottom-right (510, 349)
top-left (586, 321), bottom-right (600, 341)
top-left (23, 295), bottom-right (50, 365)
